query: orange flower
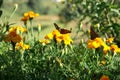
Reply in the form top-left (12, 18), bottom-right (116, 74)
top-left (15, 42), bottom-right (30, 50)
top-left (21, 11), bottom-right (39, 22)
top-left (87, 38), bottom-right (109, 50)
top-left (87, 39), bottom-right (101, 49)
top-left (106, 37), bottom-right (114, 43)
top-left (110, 44), bottom-right (120, 53)
top-left (100, 75), bottom-right (110, 80)
top-left (28, 11), bottom-right (39, 19)
top-left (21, 16), bottom-right (29, 22)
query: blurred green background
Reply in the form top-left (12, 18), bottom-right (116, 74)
top-left (1, 0), bottom-right (74, 40)
top-left (1, 0), bottom-right (64, 16)
top-left (2, 0), bottom-right (120, 43)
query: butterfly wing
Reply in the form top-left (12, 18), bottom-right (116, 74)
top-left (54, 23), bottom-right (61, 31)
top-left (60, 28), bottom-right (71, 34)
top-left (90, 26), bottom-right (99, 40)
top-left (54, 23), bottom-right (71, 34)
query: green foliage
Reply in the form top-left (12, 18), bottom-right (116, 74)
top-left (1, 0), bottom-right (63, 16)
top-left (1, 40), bottom-right (120, 80)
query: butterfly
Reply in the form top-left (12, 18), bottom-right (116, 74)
top-left (54, 23), bottom-right (71, 34)
top-left (90, 26), bottom-right (99, 40)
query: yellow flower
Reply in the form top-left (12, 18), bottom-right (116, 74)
top-left (55, 35), bottom-right (63, 43)
top-left (99, 60), bottom-right (106, 66)
top-left (23, 44), bottom-right (30, 50)
top-left (24, 12), bottom-right (29, 17)
top-left (100, 75), bottom-right (110, 80)
top-left (87, 39), bottom-right (101, 49)
top-left (54, 32), bottom-right (73, 45)
top-left (17, 26), bottom-right (27, 33)
top-left (9, 26), bottom-right (27, 33)
top-left (28, 11), bottom-right (35, 19)
top-left (15, 42), bottom-right (30, 50)
top-left (106, 37), bottom-right (114, 43)
top-left (21, 11), bottom-right (39, 22)
top-left (39, 39), bottom-right (50, 45)
top-left (44, 29), bottom-right (73, 45)
top-left (27, 11), bottom-right (39, 19)
top-left (110, 44), bottom-right (120, 53)
top-left (102, 43), bottom-right (110, 54)
top-left (45, 32), bottom-right (54, 39)
top-left (94, 38), bottom-right (104, 45)
top-left (87, 38), bottom-right (105, 49)
top-left (62, 34), bottom-right (73, 45)
top-left (52, 29), bottom-right (61, 36)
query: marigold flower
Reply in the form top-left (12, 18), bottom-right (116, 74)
top-left (64, 39), bottom-right (73, 45)
top-left (100, 75), bottom-right (110, 80)
top-left (110, 44), bottom-right (120, 53)
top-left (45, 32), bottom-right (53, 39)
top-left (44, 29), bottom-right (73, 45)
top-left (21, 11), bottom-right (39, 22)
top-left (87, 39), bottom-right (101, 49)
top-left (39, 39), bottom-right (50, 45)
top-left (54, 32), bottom-right (73, 45)
top-left (52, 29), bottom-right (61, 36)
top-left (15, 42), bottom-right (30, 50)
top-left (9, 26), bottom-right (27, 33)
top-left (87, 38), bottom-right (105, 49)
top-left (106, 37), bottom-right (114, 43)
top-left (21, 16), bottom-right (29, 22)
top-left (55, 35), bottom-right (63, 43)
top-left (102, 43), bottom-right (110, 54)
top-left (94, 38), bottom-right (104, 45)
top-left (62, 34), bottom-right (73, 45)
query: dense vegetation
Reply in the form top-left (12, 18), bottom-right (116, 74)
top-left (0, 0), bottom-right (120, 80)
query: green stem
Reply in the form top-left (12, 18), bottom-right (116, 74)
top-left (111, 0), bottom-right (115, 4)
top-left (9, 4), bottom-right (18, 20)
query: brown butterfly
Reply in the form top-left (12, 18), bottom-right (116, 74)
top-left (90, 26), bottom-right (99, 40)
top-left (54, 23), bottom-right (71, 34)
